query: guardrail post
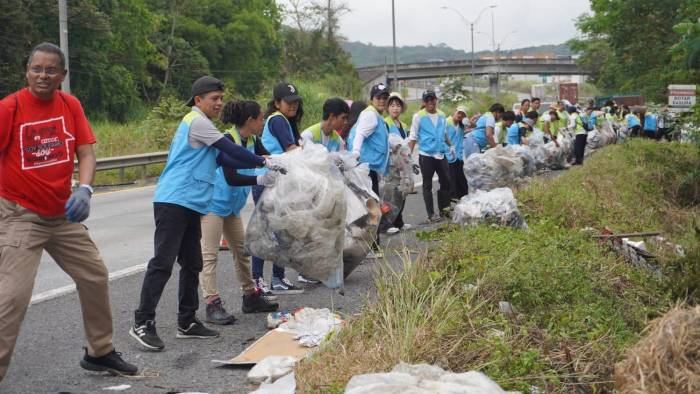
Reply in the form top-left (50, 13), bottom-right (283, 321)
top-left (118, 168), bottom-right (125, 183)
top-left (141, 165), bottom-right (147, 184)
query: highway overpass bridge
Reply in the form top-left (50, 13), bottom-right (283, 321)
top-left (357, 58), bottom-right (589, 94)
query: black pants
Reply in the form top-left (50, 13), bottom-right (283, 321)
top-left (448, 159), bottom-right (468, 200)
top-left (630, 125), bottom-right (641, 137)
top-left (574, 133), bottom-right (587, 165)
top-left (418, 155), bottom-right (451, 217)
top-left (370, 170), bottom-right (381, 248)
top-left (135, 203), bottom-right (203, 327)
top-left (378, 199), bottom-right (405, 233)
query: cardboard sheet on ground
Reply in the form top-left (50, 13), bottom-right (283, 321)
top-left (211, 329), bottom-right (313, 366)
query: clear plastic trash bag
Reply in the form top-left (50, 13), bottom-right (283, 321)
top-left (452, 187), bottom-right (528, 229)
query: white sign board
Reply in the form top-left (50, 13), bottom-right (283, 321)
top-left (668, 84), bottom-right (696, 108)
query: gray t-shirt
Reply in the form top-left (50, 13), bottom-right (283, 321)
top-left (188, 106), bottom-right (224, 148)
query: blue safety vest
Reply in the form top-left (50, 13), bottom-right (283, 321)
top-left (208, 127), bottom-right (256, 217)
top-left (414, 109), bottom-right (447, 156)
top-left (507, 123), bottom-right (523, 145)
top-left (154, 110), bottom-right (219, 214)
top-left (471, 112), bottom-right (495, 149)
top-left (261, 111), bottom-right (294, 155)
top-left (305, 122), bottom-right (342, 152)
top-left (445, 118), bottom-right (465, 163)
top-left (626, 114), bottom-right (641, 128)
top-left (643, 114), bottom-right (657, 131)
top-left (347, 106), bottom-right (389, 175)
top-left (385, 116), bottom-right (408, 139)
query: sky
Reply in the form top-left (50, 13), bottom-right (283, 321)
top-left (280, 0), bottom-right (592, 51)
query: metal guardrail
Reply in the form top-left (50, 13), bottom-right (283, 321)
top-left (74, 151), bottom-right (169, 183)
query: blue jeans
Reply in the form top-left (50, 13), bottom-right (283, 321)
top-left (250, 185), bottom-right (285, 280)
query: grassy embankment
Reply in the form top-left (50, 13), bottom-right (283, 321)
top-left (296, 140), bottom-right (700, 393)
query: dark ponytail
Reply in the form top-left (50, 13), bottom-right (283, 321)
top-left (220, 100), bottom-right (261, 127)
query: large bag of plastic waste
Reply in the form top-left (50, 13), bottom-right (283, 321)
top-left (463, 132), bottom-right (481, 159)
top-left (245, 144), bottom-right (347, 289)
top-left (529, 128), bottom-right (546, 145)
top-left (379, 134), bottom-right (415, 228)
top-left (463, 146), bottom-right (524, 192)
top-left (452, 187), bottom-right (528, 229)
top-left (330, 152), bottom-right (381, 279)
top-left (541, 141), bottom-right (569, 170)
top-left (505, 144), bottom-right (536, 177)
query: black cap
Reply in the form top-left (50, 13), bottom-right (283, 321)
top-left (370, 83), bottom-right (389, 99)
top-left (273, 82), bottom-right (301, 102)
top-left (422, 90), bottom-right (437, 101)
top-left (187, 76), bottom-right (224, 106)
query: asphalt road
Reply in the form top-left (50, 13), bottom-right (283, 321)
top-left (4, 179), bottom-right (437, 393)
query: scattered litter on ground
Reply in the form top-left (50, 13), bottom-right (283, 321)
top-left (212, 330), bottom-right (313, 366)
top-left (453, 188), bottom-right (528, 229)
top-left (614, 304), bottom-right (700, 394)
top-left (247, 356), bottom-right (297, 384)
top-left (249, 371), bottom-right (296, 394)
top-left (274, 307), bottom-right (344, 348)
top-left (344, 362), bottom-right (509, 394)
top-left (245, 143), bottom-right (347, 289)
top-left (102, 385), bottom-right (131, 391)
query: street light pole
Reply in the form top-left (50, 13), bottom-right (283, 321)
top-left (470, 22), bottom-right (475, 93)
top-left (58, 0), bottom-right (70, 93)
top-left (391, 0), bottom-right (398, 89)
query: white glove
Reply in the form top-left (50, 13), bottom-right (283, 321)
top-left (350, 151), bottom-right (360, 161)
top-left (449, 145), bottom-right (457, 158)
top-left (256, 171), bottom-right (279, 187)
top-left (264, 157), bottom-right (287, 174)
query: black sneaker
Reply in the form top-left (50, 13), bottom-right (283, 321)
top-left (271, 276), bottom-right (304, 294)
top-left (242, 288), bottom-right (280, 313)
top-left (205, 298), bottom-right (236, 325)
top-left (129, 320), bottom-right (164, 351)
top-left (254, 278), bottom-right (278, 301)
top-left (176, 318), bottom-right (219, 339)
top-left (80, 348), bottom-right (138, 376)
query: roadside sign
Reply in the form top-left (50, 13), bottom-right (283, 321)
top-left (558, 83), bottom-right (578, 104)
top-left (668, 84), bottom-right (696, 109)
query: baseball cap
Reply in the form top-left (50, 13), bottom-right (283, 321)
top-left (186, 76), bottom-right (224, 107)
top-left (370, 83), bottom-right (389, 99)
top-left (422, 90), bottom-right (437, 101)
top-left (388, 92), bottom-right (405, 105)
top-left (456, 105), bottom-right (468, 115)
top-left (273, 82), bottom-right (301, 102)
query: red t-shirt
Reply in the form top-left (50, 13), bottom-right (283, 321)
top-left (0, 88), bottom-right (96, 216)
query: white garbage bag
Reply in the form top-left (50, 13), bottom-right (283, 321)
top-left (247, 356), bottom-right (298, 384)
top-left (245, 144), bottom-right (347, 289)
top-left (452, 187), bottom-right (528, 229)
top-left (344, 363), bottom-right (507, 394)
top-left (463, 146), bottom-right (524, 192)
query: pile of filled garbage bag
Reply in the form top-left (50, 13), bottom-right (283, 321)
top-left (245, 143), bottom-right (347, 289)
top-left (585, 120), bottom-right (617, 158)
top-left (463, 145), bottom-right (525, 192)
top-left (452, 187), bottom-right (528, 229)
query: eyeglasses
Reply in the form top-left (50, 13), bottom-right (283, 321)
top-left (29, 66), bottom-right (61, 76)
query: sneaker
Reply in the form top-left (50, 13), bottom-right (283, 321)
top-left (402, 224), bottom-right (414, 231)
top-left (129, 320), bottom-right (164, 351)
top-left (176, 318), bottom-right (219, 339)
top-left (271, 277), bottom-right (305, 294)
top-left (255, 278), bottom-right (278, 301)
top-left (386, 227), bottom-right (400, 235)
top-left (80, 348), bottom-right (138, 376)
top-left (205, 298), bottom-right (236, 325)
top-left (242, 288), bottom-right (280, 313)
top-left (297, 273), bottom-right (321, 284)
top-left (429, 215), bottom-right (442, 223)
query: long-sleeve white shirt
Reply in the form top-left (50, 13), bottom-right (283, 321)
top-left (351, 109), bottom-right (379, 156)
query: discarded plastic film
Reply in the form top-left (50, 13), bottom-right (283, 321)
top-left (452, 188), bottom-right (528, 229)
top-left (379, 134), bottom-right (414, 226)
top-left (245, 144), bottom-right (347, 288)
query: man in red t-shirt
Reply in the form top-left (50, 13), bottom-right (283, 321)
top-left (0, 43), bottom-right (137, 381)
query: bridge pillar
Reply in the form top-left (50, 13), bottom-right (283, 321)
top-left (489, 73), bottom-right (499, 95)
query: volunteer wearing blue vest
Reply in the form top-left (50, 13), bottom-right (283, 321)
top-left (131, 76), bottom-right (282, 351)
top-left (505, 111), bottom-right (528, 145)
top-left (407, 90), bottom-right (454, 222)
top-left (348, 83), bottom-right (391, 257)
top-left (568, 106), bottom-right (588, 166)
top-left (623, 107), bottom-right (641, 137)
top-left (199, 100), bottom-right (280, 326)
top-left (300, 97), bottom-right (349, 152)
top-left (515, 99), bottom-right (531, 123)
top-left (255, 82), bottom-right (306, 293)
top-left (471, 103), bottom-right (505, 151)
top-left (380, 92), bottom-right (413, 235)
top-left (446, 106), bottom-right (469, 200)
top-left (643, 111), bottom-right (657, 139)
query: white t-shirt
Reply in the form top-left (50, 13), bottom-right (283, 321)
top-left (409, 112), bottom-right (444, 160)
top-left (351, 110), bottom-right (379, 155)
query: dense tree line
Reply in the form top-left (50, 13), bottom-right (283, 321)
top-left (570, 0), bottom-right (700, 102)
top-left (0, 0), bottom-right (357, 121)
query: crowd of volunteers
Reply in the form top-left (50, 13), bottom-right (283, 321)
top-left (0, 43), bottom-right (675, 380)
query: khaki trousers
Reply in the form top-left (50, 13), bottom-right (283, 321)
top-left (199, 213), bottom-right (255, 298)
top-left (0, 198), bottom-right (113, 381)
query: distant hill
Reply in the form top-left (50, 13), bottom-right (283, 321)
top-left (341, 41), bottom-right (573, 68)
